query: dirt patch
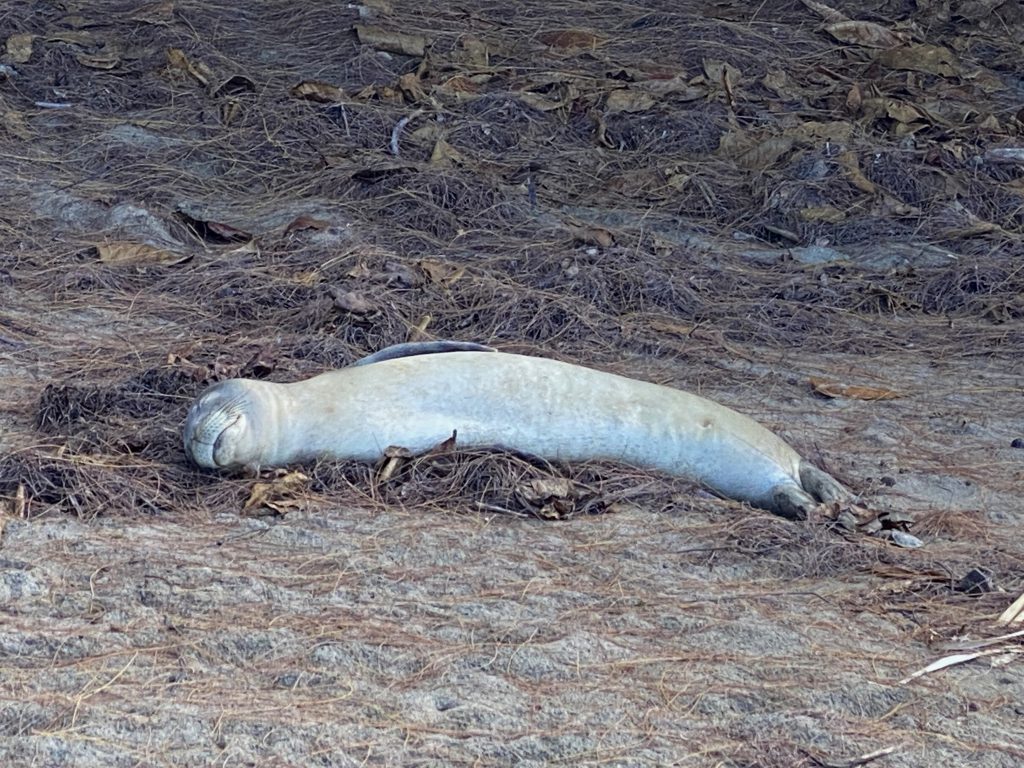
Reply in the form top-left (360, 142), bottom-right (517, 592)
top-left (1, 0), bottom-right (1023, 765)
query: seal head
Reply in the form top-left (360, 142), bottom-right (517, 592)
top-left (183, 380), bottom-right (267, 469)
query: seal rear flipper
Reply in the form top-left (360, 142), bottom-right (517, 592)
top-left (799, 461), bottom-right (849, 504)
top-left (770, 483), bottom-right (817, 521)
top-left (354, 340), bottom-right (497, 367)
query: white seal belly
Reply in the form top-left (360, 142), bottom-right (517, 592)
top-left (183, 346), bottom-right (848, 518)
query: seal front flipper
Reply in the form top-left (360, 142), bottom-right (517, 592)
top-left (354, 340), bottom-right (496, 367)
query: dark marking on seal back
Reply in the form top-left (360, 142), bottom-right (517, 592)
top-left (354, 340), bottom-right (497, 367)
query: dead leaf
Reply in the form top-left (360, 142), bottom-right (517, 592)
top-left (5, 33), bottom-right (34, 64)
top-left (824, 20), bottom-right (904, 49)
top-left (809, 377), bottom-right (902, 400)
top-left (96, 242), bottom-right (188, 266)
top-left (800, 0), bottom-right (849, 23)
top-left (538, 29), bottom-right (604, 51)
top-left (291, 80), bottom-right (345, 103)
top-left (762, 68), bottom-right (801, 100)
top-left (837, 151), bottom-right (876, 194)
top-left (76, 50), bottom-right (121, 70)
top-left (418, 258), bottom-right (464, 285)
top-left (517, 477), bottom-right (578, 519)
top-left (243, 470), bottom-right (308, 516)
top-left (410, 122), bottom-right (444, 142)
top-left (284, 215), bottom-right (332, 234)
top-left (347, 262), bottom-right (372, 279)
top-left (788, 120), bottom-right (854, 143)
top-left (383, 260), bottom-right (424, 287)
top-left (354, 24), bottom-right (426, 57)
top-left (566, 223), bottom-right (614, 248)
top-left (605, 88), bottom-right (656, 113)
top-left (329, 287), bottom-right (375, 315)
top-left (877, 44), bottom-right (959, 77)
top-left (429, 138), bottom-right (465, 166)
top-left (862, 97), bottom-right (925, 125)
top-left (1, 104), bottom-right (31, 140)
top-left (46, 30), bottom-right (96, 46)
top-left (167, 47), bottom-right (214, 87)
top-left (648, 318), bottom-right (694, 337)
top-left (845, 83), bottom-right (863, 113)
top-left (799, 206), bottom-right (846, 222)
top-left (460, 36), bottom-right (489, 68)
top-left (239, 346), bottom-right (277, 378)
top-left (128, 2), bottom-right (175, 25)
top-left (517, 91), bottom-right (567, 112)
top-left (736, 136), bottom-right (795, 170)
top-left (702, 59), bottom-right (741, 94)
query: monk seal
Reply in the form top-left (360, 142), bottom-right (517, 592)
top-left (183, 341), bottom-right (848, 518)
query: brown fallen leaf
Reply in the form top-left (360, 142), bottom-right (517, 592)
top-left (800, 0), bottom-right (848, 23)
top-left (284, 214), bottom-right (332, 234)
top-left (877, 44), bottom-right (959, 77)
top-left (702, 59), bottom-right (742, 92)
top-left (648, 318), bottom-right (695, 337)
top-left (762, 68), bottom-right (802, 100)
top-left (396, 72), bottom-right (427, 103)
top-left (837, 151), bottom-right (876, 194)
top-left (243, 470), bottom-right (308, 516)
top-left (354, 24), bottom-right (426, 57)
top-left (239, 346), bottom-right (277, 378)
top-left (429, 138), bottom-right (465, 166)
top-left (291, 80), bottom-right (345, 103)
top-left (383, 260), bottom-right (424, 287)
top-left (517, 91), bottom-right (567, 112)
top-left (76, 50), bottom-right (121, 70)
top-left (95, 242), bottom-right (189, 266)
top-left (5, 33), bottom-right (35, 64)
top-left (1, 103), bottom-right (32, 140)
top-left (329, 287), bottom-right (375, 315)
top-left (799, 206), bottom-right (846, 222)
top-left (862, 97), bottom-right (925, 125)
top-left (459, 36), bottom-right (489, 68)
top-left (516, 477), bottom-right (578, 519)
top-left (166, 47), bottom-right (214, 87)
top-left (736, 136), bottom-right (795, 170)
top-left (605, 88), bottom-right (656, 113)
top-left (128, 1), bottom-right (175, 25)
top-left (538, 29), bottom-right (604, 51)
top-left (419, 258), bottom-right (464, 286)
top-left (809, 377), bottom-right (902, 400)
top-left (346, 262), bottom-right (372, 279)
top-left (824, 20), bottom-right (904, 49)
top-left (566, 223), bottom-right (614, 248)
